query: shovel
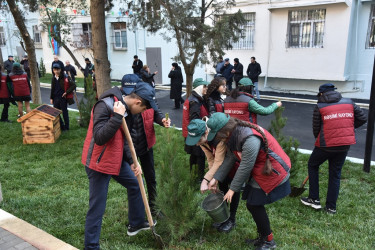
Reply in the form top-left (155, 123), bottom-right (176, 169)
top-left (121, 118), bottom-right (165, 248)
top-left (289, 176), bottom-right (309, 197)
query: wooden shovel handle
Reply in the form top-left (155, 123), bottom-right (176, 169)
top-left (121, 117), bottom-right (155, 227)
top-left (301, 175), bottom-right (309, 187)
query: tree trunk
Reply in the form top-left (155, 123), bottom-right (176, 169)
top-left (62, 44), bottom-right (83, 70)
top-left (0, 47), bottom-right (3, 68)
top-left (184, 66), bottom-right (194, 97)
top-left (6, 0), bottom-right (42, 104)
top-left (90, 0), bottom-right (111, 97)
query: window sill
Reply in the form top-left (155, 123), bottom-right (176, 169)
top-left (113, 47), bottom-right (128, 51)
top-left (34, 43), bottom-right (43, 49)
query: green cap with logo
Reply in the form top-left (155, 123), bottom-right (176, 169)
top-left (238, 78), bottom-right (253, 86)
top-left (193, 78), bottom-right (210, 88)
top-left (207, 113), bottom-right (230, 141)
top-left (186, 119), bottom-right (207, 146)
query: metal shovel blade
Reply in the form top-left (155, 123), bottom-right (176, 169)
top-left (151, 226), bottom-right (165, 249)
top-left (289, 186), bottom-right (307, 197)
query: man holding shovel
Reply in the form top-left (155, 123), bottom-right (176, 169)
top-left (81, 81), bottom-right (159, 249)
top-left (301, 83), bottom-right (366, 214)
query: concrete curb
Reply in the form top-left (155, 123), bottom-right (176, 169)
top-left (0, 209), bottom-right (78, 250)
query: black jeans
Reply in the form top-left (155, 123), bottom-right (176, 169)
top-left (308, 147), bottom-right (348, 210)
top-left (53, 97), bottom-right (69, 130)
top-left (139, 148), bottom-right (157, 215)
top-left (174, 97), bottom-right (184, 108)
top-left (219, 176), bottom-right (240, 221)
top-left (1, 103), bottom-right (9, 121)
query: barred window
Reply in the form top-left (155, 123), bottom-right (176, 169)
top-left (82, 23), bottom-right (92, 47)
top-left (367, 5), bottom-right (375, 49)
top-left (231, 13), bottom-right (255, 50)
top-left (72, 23), bottom-right (92, 48)
top-left (0, 27), bottom-right (5, 46)
top-left (287, 9), bottom-right (326, 48)
top-left (112, 22), bottom-right (127, 50)
top-left (33, 25), bottom-right (42, 44)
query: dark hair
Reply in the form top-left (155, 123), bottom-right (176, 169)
top-left (11, 65), bottom-right (24, 75)
top-left (229, 85), bottom-right (253, 99)
top-left (216, 118), bottom-right (272, 175)
top-left (85, 58), bottom-right (90, 62)
top-left (128, 92), bottom-right (150, 109)
top-left (251, 57), bottom-right (256, 60)
top-left (134, 55), bottom-right (138, 59)
top-left (218, 56), bottom-right (223, 60)
top-left (204, 77), bottom-right (227, 101)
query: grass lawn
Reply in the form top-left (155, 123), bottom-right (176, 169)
top-left (39, 73), bottom-right (121, 88)
top-left (0, 104), bottom-right (374, 249)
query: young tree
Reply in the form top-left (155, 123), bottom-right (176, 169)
top-left (5, 0), bottom-right (42, 104)
top-left (128, 0), bottom-right (245, 96)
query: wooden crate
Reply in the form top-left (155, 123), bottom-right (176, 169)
top-left (17, 105), bottom-right (62, 144)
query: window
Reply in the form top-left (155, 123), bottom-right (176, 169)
top-left (33, 25), bottom-right (41, 44)
top-left (113, 22), bottom-right (127, 49)
top-left (367, 5), bottom-right (375, 49)
top-left (72, 23), bottom-right (92, 48)
top-left (287, 9), bottom-right (326, 48)
top-left (232, 13), bottom-right (255, 50)
top-left (0, 27), bottom-right (5, 46)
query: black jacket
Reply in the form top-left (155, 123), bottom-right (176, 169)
top-left (140, 68), bottom-right (155, 86)
top-left (50, 74), bottom-right (76, 105)
top-left (93, 87), bottom-right (134, 165)
top-left (64, 65), bottom-right (77, 82)
top-left (233, 62), bottom-right (244, 82)
top-left (207, 91), bottom-right (223, 115)
top-left (313, 90), bottom-right (367, 151)
top-left (131, 100), bottom-right (164, 156)
top-left (168, 67), bottom-right (183, 99)
top-left (82, 63), bottom-right (94, 78)
top-left (246, 62), bottom-right (262, 82)
top-left (220, 63), bottom-right (234, 83)
top-left (132, 59), bottom-right (143, 75)
top-left (51, 60), bottom-right (65, 73)
top-left (4, 60), bottom-right (14, 74)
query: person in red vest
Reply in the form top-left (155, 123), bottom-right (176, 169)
top-left (224, 78), bottom-right (281, 124)
top-left (301, 83), bottom-right (367, 214)
top-left (0, 65), bottom-right (11, 122)
top-left (186, 118), bottom-right (240, 233)
top-left (124, 74), bottom-right (171, 217)
top-left (8, 62), bottom-right (31, 118)
top-left (50, 63), bottom-right (76, 131)
top-left (81, 82), bottom-right (159, 249)
top-left (182, 78), bottom-right (209, 181)
top-left (205, 77), bottom-right (227, 115)
top-left (207, 113), bottom-right (291, 249)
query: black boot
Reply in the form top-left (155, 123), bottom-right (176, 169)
top-left (217, 218), bottom-right (236, 233)
top-left (255, 233), bottom-right (276, 250)
top-left (245, 233), bottom-right (262, 247)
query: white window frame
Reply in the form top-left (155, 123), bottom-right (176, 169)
top-left (0, 27), bottom-right (5, 47)
top-left (72, 23), bottom-right (92, 48)
top-left (366, 5), bottom-right (375, 49)
top-left (33, 25), bottom-right (42, 44)
top-left (287, 9), bottom-right (326, 48)
top-left (232, 13), bottom-right (255, 50)
top-left (112, 22), bottom-right (127, 50)
top-left (82, 23), bottom-right (92, 47)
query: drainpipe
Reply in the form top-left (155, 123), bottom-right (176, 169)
top-left (134, 27), bottom-right (138, 56)
top-left (264, 0), bottom-right (272, 88)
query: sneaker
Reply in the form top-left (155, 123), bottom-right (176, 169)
top-left (218, 219), bottom-right (236, 233)
top-left (212, 222), bottom-right (223, 229)
top-left (255, 239), bottom-right (276, 250)
top-left (300, 197), bottom-right (322, 210)
top-left (324, 207), bottom-right (337, 214)
top-left (127, 221), bottom-right (151, 236)
top-left (245, 235), bottom-right (262, 247)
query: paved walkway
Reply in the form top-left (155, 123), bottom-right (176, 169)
top-left (0, 209), bottom-right (77, 250)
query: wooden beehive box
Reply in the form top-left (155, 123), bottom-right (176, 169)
top-left (17, 105), bottom-right (62, 144)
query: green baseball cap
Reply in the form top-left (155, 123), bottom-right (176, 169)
top-left (12, 62), bottom-right (20, 68)
top-left (239, 78), bottom-right (253, 86)
top-left (186, 119), bottom-right (207, 146)
top-left (193, 78), bottom-right (210, 88)
top-left (207, 113), bottom-right (230, 141)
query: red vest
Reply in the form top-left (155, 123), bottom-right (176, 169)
top-left (182, 95), bottom-right (209, 138)
top-left (228, 126), bottom-right (291, 194)
top-left (0, 74), bottom-right (9, 99)
top-left (224, 92), bottom-right (257, 124)
top-left (81, 96), bottom-right (125, 175)
top-left (142, 108), bottom-right (156, 149)
top-left (315, 99), bottom-right (356, 147)
top-left (9, 73), bottom-right (30, 97)
top-left (64, 77), bottom-right (74, 99)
